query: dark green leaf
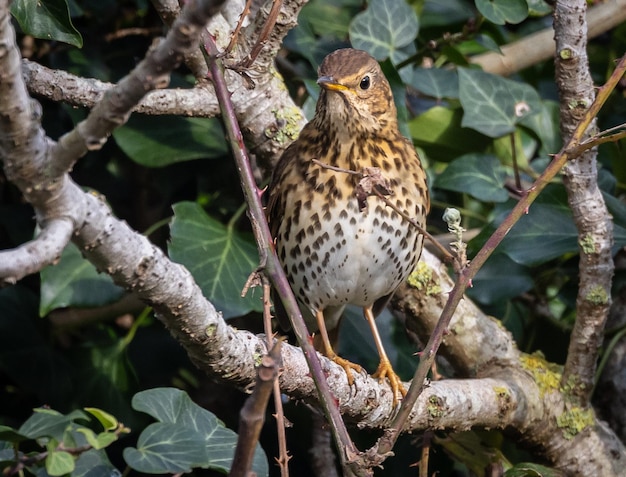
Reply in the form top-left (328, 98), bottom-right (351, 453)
top-left (19, 408), bottom-right (87, 440)
top-left (113, 115), bottom-right (228, 168)
top-left (435, 153), bottom-right (509, 202)
top-left (0, 425), bottom-right (27, 443)
top-left (76, 428), bottom-right (118, 450)
top-left (349, 0), bottom-right (419, 62)
top-left (11, 0), bottom-right (83, 47)
top-left (421, 0), bottom-right (474, 27)
top-left (40, 242), bottom-right (124, 316)
top-left (73, 448), bottom-right (121, 477)
top-left (458, 68), bottom-right (542, 138)
top-left (477, 200), bottom-right (579, 266)
top-left (410, 68), bottom-right (459, 99)
top-left (84, 408), bottom-right (118, 432)
top-left (473, 34), bottom-right (503, 54)
top-left (295, 0), bottom-right (360, 38)
top-left (527, 0), bottom-right (553, 16)
top-left (169, 202), bottom-right (262, 318)
top-left (476, 0), bottom-right (528, 25)
top-left (46, 450), bottom-right (75, 476)
top-left (467, 254), bottom-right (534, 304)
top-left (130, 388), bottom-right (268, 475)
top-left (409, 106), bottom-right (491, 161)
top-left (519, 100), bottom-right (561, 156)
top-left (124, 422), bottom-right (204, 474)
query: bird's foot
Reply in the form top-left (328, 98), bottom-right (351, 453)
top-left (328, 354), bottom-right (363, 386)
top-left (372, 358), bottom-right (407, 406)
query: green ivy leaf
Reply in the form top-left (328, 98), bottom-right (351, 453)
top-left (476, 0), bottom-right (528, 25)
top-left (169, 202), bottom-right (262, 318)
top-left (0, 425), bottom-right (27, 443)
top-left (113, 115), bottom-right (228, 168)
top-left (84, 408), bottom-right (118, 432)
top-left (126, 388), bottom-right (268, 475)
top-left (40, 242), bottom-right (124, 316)
top-left (468, 254), bottom-right (533, 304)
top-left (435, 153), bottom-right (509, 202)
top-left (124, 423), bottom-right (204, 474)
top-left (10, 0), bottom-right (82, 47)
top-left (458, 68), bottom-right (542, 138)
top-left (409, 106), bottom-right (491, 161)
top-left (526, 0), bottom-right (553, 17)
top-left (519, 100), bottom-right (561, 156)
top-left (410, 68), bottom-right (459, 99)
top-left (472, 193), bottom-right (580, 267)
top-left (73, 448), bottom-right (121, 477)
top-left (19, 408), bottom-right (87, 440)
top-left (76, 428), bottom-right (118, 450)
top-left (421, 0), bottom-right (474, 28)
top-left (349, 0), bottom-right (419, 62)
top-left (46, 450), bottom-right (75, 476)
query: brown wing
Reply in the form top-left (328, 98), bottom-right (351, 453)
top-left (266, 141), bottom-right (302, 331)
top-left (266, 141), bottom-right (299, 240)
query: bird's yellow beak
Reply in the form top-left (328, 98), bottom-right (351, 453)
top-left (317, 76), bottom-right (349, 92)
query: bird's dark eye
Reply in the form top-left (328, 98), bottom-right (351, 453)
top-left (359, 75), bottom-right (371, 90)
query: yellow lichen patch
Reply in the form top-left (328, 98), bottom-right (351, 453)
top-left (586, 284), bottom-right (608, 305)
top-left (269, 63), bottom-right (287, 91)
top-left (407, 261), bottom-right (442, 296)
top-left (493, 386), bottom-right (510, 399)
top-left (427, 395), bottom-right (445, 419)
top-left (519, 352), bottom-right (562, 397)
top-left (579, 233), bottom-right (596, 254)
top-left (266, 106), bottom-right (304, 145)
top-left (556, 407), bottom-right (594, 440)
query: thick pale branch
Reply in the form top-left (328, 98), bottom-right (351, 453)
top-left (0, 218), bottom-right (73, 285)
top-left (555, 0), bottom-right (615, 406)
top-left (22, 60), bottom-right (220, 117)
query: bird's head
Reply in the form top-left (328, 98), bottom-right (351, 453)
top-left (314, 48), bottom-right (398, 138)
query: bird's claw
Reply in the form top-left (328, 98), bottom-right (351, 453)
top-left (373, 360), bottom-right (407, 407)
top-left (330, 355), bottom-right (363, 386)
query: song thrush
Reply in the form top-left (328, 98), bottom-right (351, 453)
top-left (267, 48), bottom-right (429, 404)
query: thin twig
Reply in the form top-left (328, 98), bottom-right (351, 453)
top-left (222, 0), bottom-right (254, 56)
top-left (230, 341), bottom-right (281, 477)
top-left (566, 126), bottom-right (626, 156)
top-left (234, 0), bottom-right (283, 69)
top-left (418, 431), bottom-right (433, 477)
top-left (262, 279), bottom-right (291, 477)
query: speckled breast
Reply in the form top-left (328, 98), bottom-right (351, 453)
top-left (274, 165), bottom-right (425, 317)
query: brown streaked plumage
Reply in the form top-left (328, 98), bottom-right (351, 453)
top-left (267, 48), bottom-right (429, 404)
